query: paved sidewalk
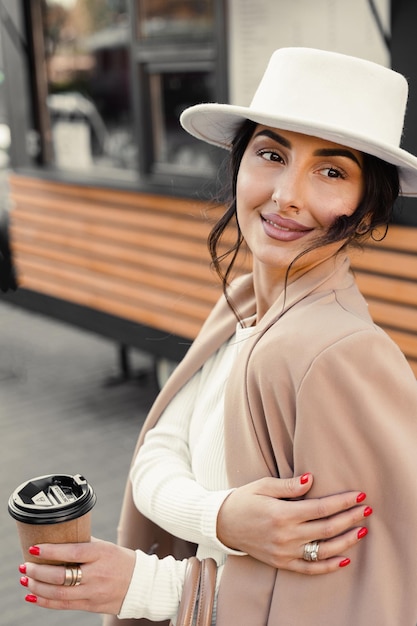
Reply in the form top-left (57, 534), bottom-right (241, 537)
top-left (0, 299), bottom-right (160, 625)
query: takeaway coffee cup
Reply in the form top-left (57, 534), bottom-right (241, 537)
top-left (8, 473), bottom-right (96, 564)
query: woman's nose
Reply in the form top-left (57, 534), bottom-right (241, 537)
top-left (271, 167), bottom-right (304, 213)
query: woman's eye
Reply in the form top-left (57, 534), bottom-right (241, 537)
top-left (258, 150), bottom-right (283, 163)
top-left (322, 167), bottom-right (345, 179)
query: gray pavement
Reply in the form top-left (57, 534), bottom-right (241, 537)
top-left (0, 299), bottom-right (160, 625)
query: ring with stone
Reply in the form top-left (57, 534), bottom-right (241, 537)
top-left (303, 541), bottom-right (320, 562)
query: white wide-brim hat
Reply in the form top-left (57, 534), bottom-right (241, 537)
top-left (180, 47), bottom-right (417, 196)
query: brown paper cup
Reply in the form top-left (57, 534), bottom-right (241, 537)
top-left (8, 474), bottom-right (96, 565)
top-left (15, 510), bottom-right (92, 564)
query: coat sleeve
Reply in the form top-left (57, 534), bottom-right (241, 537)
top-left (220, 325), bottom-right (417, 626)
top-left (271, 328), bottom-right (417, 625)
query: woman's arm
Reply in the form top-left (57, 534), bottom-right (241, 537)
top-left (266, 330), bottom-right (417, 624)
top-left (19, 539), bottom-right (188, 621)
top-left (131, 367), bottom-right (235, 551)
top-left (132, 359), bottom-right (371, 571)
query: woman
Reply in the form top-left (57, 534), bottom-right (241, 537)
top-left (18, 48), bottom-right (417, 625)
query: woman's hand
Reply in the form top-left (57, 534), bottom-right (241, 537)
top-left (216, 473), bottom-right (372, 574)
top-left (19, 538), bottom-right (136, 614)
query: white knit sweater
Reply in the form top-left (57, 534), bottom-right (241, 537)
top-left (118, 322), bottom-right (254, 621)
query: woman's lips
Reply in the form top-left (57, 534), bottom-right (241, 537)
top-left (261, 213), bottom-right (313, 242)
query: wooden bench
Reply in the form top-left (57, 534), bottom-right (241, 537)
top-left (351, 227), bottom-right (417, 375)
top-left (7, 173), bottom-right (417, 375)
top-left (8, 174), bottom-right (227, 342)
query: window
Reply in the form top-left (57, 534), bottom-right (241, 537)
top-left (41, 0), bottom-right (135, 175)
top-left (144, 67), bottom-right (218, 178)
top-left (33, 0), bottom-right (225, 186)
top-left (133, 0), bottom-right (224, 181)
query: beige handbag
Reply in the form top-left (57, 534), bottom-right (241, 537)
top-left (170, 557), bottom-right (217, 626)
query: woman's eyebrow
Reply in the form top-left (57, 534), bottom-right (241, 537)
top-left (253, 129), bottom-right (291, 148)
top-left (313, 148), bottom-right (362, 168)
top-left (253, 129), bottom-right (362, 168)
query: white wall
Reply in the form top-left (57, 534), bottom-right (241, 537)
top-left (228, 0), bottom-right (390, 105)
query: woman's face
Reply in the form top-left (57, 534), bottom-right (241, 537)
top-left (236, 126), bottom-right (365, 274)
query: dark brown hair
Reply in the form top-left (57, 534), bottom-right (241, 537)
top-left (208, 119), bottom-right (400, 314)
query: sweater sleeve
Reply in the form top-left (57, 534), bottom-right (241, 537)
top-left (118, 550), bottom-right (188, 620)
top-left (130, 368), bottom-right (235, 553)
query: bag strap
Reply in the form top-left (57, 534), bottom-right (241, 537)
top-left (195, 558), bottom-right (217, 626)
top-left (170, 557), bottom-right (217, 626)
top-left (170, 557), bottom-right (201, 626)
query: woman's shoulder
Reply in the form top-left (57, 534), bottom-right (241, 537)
top-left (250, 281), bottom-right (398, 372)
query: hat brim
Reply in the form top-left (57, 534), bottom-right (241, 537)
top-left (180, 103), bottom-right (417, 197)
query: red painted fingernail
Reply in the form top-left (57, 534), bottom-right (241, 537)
top-left (339, 558), bottom-right (351, 568)
top-left (300, 473), bottom-right (310, 485)
top-left (29, 546), bottom-right (40, 556)
top-left (357, 527), bottom-right (368, 539)
top-left (20, 576), bottom-right (29, 587)
top-left (363, 506), bottom-right (373, 517)
top-left (19, 564), bottom-right (26, 574)
top-left (25, 594), bottom-right (37, 603)
top-left (356, 492), bottom-right (366, 503)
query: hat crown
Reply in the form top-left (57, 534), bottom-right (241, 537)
top-left (250, 48), bottom-right (408, 149)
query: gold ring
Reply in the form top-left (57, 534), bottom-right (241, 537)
top-left (63, 565), bottom-right (82, 586)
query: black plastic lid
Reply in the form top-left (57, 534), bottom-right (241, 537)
top-left (8, 474), bottom-right (96, 525)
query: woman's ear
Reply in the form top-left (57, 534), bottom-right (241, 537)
top-left (355, 218), bottom-right (371, 235)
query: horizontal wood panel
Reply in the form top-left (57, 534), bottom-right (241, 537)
top-left (354, 272), bottom-right (417, 306)
top-left (349, 227), bottom-right (417, 367)
top-left (9, 173), bottom-right (217, 216)
top-left (351, 247), bottom-right (417, 279)
top-left (21, 274), bottom-right (204, 340)
top-left (9, 175), bottom-right (224, 340)
top-left (11, 226), bottom-right (215, 285)
top-left (14, 242), bottom-right (219, 305)
top-left (367, 298), bottom-right (417, 333)
top-left (11, 193), bottom-right (214, 242)
top-left (11, 204), bottom-right (210, 246)
top-left (365, 225), bottom-right (417, 253)
top-left (9, 177), bottom-right (242, 250)
top-left (11, 213), bottom-right (213, 264)
top-left (16, 264), bottom-right (208, 340)
top-left (17, 255), bottom-right (212, 321)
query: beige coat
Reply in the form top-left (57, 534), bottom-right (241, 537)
top-left (104, 254), bottom-right (417, 626)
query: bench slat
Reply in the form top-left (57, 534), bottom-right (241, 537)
top-left (351, 247), bottom-right (417, 280)
top-left (11, 193), bottom-right (213, 241)
top-left (367, 298), bottom-right (417, 334)
top-left (15, 263), bottom-right (210, 339)
top-left (20, 274), bottom-right (203, 340)
top-left (13, 244), bottom-right (220, 304)
top-left (11, 227), bottom-right (216, 285)
top-left (355, 272), bottom-right (417, 306)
